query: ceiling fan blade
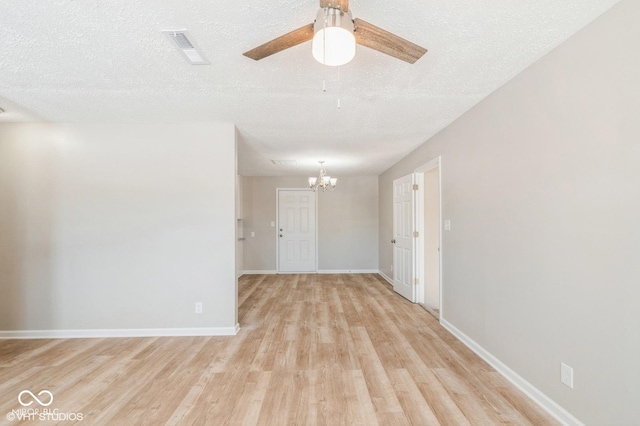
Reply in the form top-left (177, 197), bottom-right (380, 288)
top-left (354, 18), bottom-right (427, 64)
top-left (243, 23), bottom-right (315, 61)
top-left (319, 0), bottom-right (349, 12)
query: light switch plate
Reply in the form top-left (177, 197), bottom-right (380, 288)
top-left (561, 362), bottom-right (574, 389)
top-left (444, 220), bottom-right (451, 231)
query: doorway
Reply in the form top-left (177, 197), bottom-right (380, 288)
top-left (276, 189), bottom-right (317, 272)
top-left (415, 157), bottom-right (442, 319)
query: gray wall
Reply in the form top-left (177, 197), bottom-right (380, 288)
top-left (243, 175), bottom-right (378, 272)
top-left (0, 122), bottom-right (237, 331)
top-left (379, 1), bottom-right (638, 423)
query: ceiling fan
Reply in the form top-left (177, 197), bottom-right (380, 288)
top-left (243, 0), bottom-right (427, 65)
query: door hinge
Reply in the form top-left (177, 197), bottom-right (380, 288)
top-left (413, 231), bottom-right (419, 238)
top-left (412, 184), bottom-right (419, 191)
top-left (413, 278), bottom-right (419, 285)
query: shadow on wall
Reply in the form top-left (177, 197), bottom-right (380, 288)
top-left (0, 128), bottom-right (56, 331)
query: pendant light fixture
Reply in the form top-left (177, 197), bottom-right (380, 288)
top-left (308, 161), bottom-right (337, 192)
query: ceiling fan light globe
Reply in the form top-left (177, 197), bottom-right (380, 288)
top-left (312, 8), bottom-right (356, 66)
top-left (312, 27), bottom-right (355, 66)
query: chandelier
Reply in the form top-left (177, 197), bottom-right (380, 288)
top-left (308, 161), bottom-right (337, 192)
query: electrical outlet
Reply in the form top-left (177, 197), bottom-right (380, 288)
top-left (561, 362), bottom-right (574, 389)
top-left (195, 302), bottom-right (203, 314)
top-left (390, 264), bottom-right (393, 272)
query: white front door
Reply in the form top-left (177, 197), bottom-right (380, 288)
top-left (393, 174), bottom-right (416, 302)
top-left (277, 189), bottom-right (317, 272)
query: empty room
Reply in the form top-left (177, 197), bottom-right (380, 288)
top-left (1, 0), bottom-right (638, 425)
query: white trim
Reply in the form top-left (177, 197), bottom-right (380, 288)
top-left (378, 271), bottom-right (394, 285)
top-left (414, 156), bottom-right (441, 173)
top-left (315, 189), bottom-right (319, 273)
top-left (0, 325), bottom-right (240, 340)
top-left (440, 319), bottom-right (584, 426)
top-left (415, 171), bottom-right (425, 305)
top-left (437, 162), bottom-right (443, 319)
top-left (244, 270), bottom-right (379, 275)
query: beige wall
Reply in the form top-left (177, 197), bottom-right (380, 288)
top-left (0, 122), bottom-right (237, 332)
top-left (423, 167), bottom-right (440, 309)
top-left (243, 175), bottom-right (378, 272)
top-left (379, 1), bottom-right (639, 423)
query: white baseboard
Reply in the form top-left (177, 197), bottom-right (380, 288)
top-left (243, 270), bottom-right (379, 275)
top-left (440, 319), bottom-right (583, 426)
top-left (0, 324), bottom-right (240, 339)
top-left (378, 271), bottom-right (393, 285)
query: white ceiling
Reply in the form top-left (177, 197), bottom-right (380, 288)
top-left (0, 0), bottom-right (619, 176)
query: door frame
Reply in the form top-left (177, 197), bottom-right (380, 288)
top-left (275, 188), bottom-right (318, 273)
top-left (414, 156), bottom-right (443, 319)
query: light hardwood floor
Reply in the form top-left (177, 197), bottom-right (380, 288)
top-left (0, 274), bottom-right (558, 425)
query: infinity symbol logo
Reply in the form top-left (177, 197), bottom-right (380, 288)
top-left (18, 390), bottom-right (54, 407)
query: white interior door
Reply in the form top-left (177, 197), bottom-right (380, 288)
top-left (277, 189), bottom-right (317, 272)
top-left (392, 174), bottom-right (416, 302)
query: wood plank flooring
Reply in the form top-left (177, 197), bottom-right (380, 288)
top-left (0, 274), bottom-right (558, 425)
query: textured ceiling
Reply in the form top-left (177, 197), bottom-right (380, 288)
top-left (0, 0), bottom-right (619, 176)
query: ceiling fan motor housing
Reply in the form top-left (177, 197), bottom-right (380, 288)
top-left (312, 8), bottom-right (356, 66)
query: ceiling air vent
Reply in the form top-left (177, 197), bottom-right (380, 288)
top-left (162, 30), bottom-right (210, 65)
top-left (271, 160), bottom-right (298, 166)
